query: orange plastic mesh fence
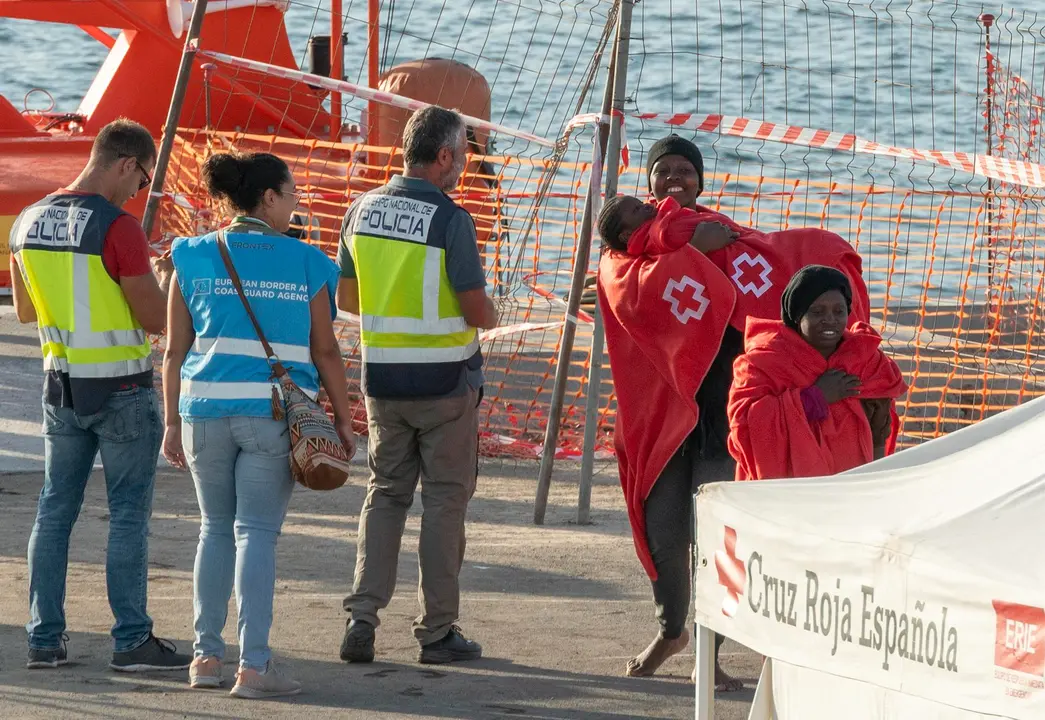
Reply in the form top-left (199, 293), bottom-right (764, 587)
top-left (147, 0), bottom-right (1045, 459)
top-left (617, 167), bottom-right (1045, 448)
top-left (156, 122), bottom-right (1045, 457)
top-left (159, 129), bottom-right (599, 459)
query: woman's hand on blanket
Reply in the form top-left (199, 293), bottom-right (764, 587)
top-left (689, 221), bottom-right (738, 253)
top-left (814, 369), bottom-right (862, 404)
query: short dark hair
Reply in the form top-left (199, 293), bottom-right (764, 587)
top-left (402, 106), bottom-right (464, 167)
top-left (201, 152), bottom-right (292, 213)
top-left (597, 196), bottom-right (630, 251)
top-left (92, 118), bottom-right (156, 167)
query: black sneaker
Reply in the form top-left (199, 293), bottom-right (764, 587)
top-left (27, 634), bottom-right (69, 669)
top-left (418, 625), bottom-right (482, 664)
top-left (110, 634), bottom-right (191, 672)
top-left (340, 619), bottom-right (375, 663)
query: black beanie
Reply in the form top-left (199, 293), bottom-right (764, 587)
top-left (781, 265), bottom-right (853, 330)
top-left (646, 134), bottom-right (705, 193)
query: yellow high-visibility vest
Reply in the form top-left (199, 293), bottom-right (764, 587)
top-left (10, 194), bottom-right (151, 382)
top-left (347, 188), bottom-right (479, 363)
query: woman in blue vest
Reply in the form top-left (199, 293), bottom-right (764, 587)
top-left (161, 151), bottom-right (356, 699)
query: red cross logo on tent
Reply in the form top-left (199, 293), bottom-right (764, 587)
top-left (715, 526), bottom-right (745, 618)
top-left (663, 276), bottom-right (710, 324)
top-left (731, 252), bottom-right (773, 298)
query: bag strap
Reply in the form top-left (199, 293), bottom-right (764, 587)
top-left (216, 229), bottom-right (288, 378)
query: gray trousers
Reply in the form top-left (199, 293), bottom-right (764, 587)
top-left (645, 433), bottom-right (734, 647)
top-left (344, 388), bottom-right (479, 646)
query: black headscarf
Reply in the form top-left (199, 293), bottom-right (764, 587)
top-left (781, 265), bottom-right (853, 331)
top-left (646, 134), bottom-right (705, 193)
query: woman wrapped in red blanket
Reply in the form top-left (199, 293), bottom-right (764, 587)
top-left (727, 265), bottom-right (908, 481)
top-left (596, 189), bottom-right (739, 684)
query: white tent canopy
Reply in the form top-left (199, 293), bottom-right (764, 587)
top-left (693, 395), bottom-right (1045, 720)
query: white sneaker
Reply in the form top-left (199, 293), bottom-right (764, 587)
top-left (230, 661), bottom-right (302, 699)
top-left (189, 656), bottom-right (223, 689)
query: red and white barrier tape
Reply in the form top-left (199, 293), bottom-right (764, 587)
top-left (479, 321), bottom-right (563, 342)
top-left (566, 110), bottom-right (1045, 188)
top-left (198, 51), bottom-right (557, 148)
top-left (573, 110), bottom-right (631, 170)
top-left (336, 310), bottom-right (572, 344)
top-left (521, 272), bottom-right (595, 324)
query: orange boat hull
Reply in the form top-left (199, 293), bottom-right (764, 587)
top-left (0, 1), bottom-right (326, 290)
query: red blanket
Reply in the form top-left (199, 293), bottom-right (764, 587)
top-left (646, 203), bottom-right (871, 330)
top-left (727, 319), bottom-right (907, 481)
top-left (598, 199), bottom-right (736, 579)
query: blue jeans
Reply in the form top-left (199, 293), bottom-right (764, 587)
top-left (28, 387), bottom-right (161, 652)
top-left (184, 416), bottom-right (294, 670)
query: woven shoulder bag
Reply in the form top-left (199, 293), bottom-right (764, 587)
top-left (217, 230), bottom-right (351, 491)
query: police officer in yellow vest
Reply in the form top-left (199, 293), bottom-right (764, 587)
top-left (336, 107), bottom-right (498, 665)
top-left (9, 119), bottom-right (191, 672)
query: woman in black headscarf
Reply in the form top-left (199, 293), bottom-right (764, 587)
top-left (728, 266), bottom-right (907, 481)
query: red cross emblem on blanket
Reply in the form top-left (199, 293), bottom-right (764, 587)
top-left (731, 252), bottom-right (774, 298)
top-left (663, 276), bottom-right (711, 324)
top-left (715, 526), bottom-right (745, 618)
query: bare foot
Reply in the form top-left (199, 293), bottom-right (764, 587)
top-left (625, 630), bottom-right (690, 677)
top-left (715, 664), bottom-right (743, 692)
top-left (690, 662), bottom-right (744, 692)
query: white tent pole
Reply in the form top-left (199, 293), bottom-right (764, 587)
top-left (695, 507), bottom-right (716, 719)
top-left (695, 623), bottom-right (716, 720)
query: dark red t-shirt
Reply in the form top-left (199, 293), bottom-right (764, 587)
top-left (101, 213), bottom-right (153, 280)
top-left (57, 190), bottom-right (153, 280)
